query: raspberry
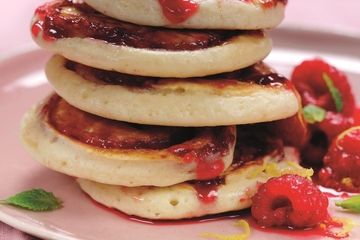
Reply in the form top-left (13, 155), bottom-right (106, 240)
top-left (319, 127), bottom-right (360, 192)
top-left (318, 111), bottom-right (357, 140)
top-left (251, 174), bottom-right (329, 229)
top-left (291, 59), bottom-right (355, 115)
top-left (291, 59), bottom-right (358, 165)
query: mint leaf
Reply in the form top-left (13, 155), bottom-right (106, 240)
top-left (336, 195), bottom-right (360, 213)
top-left (1, 189), bottom-right (62, 211)
top-left (323, 73), bottom-right (343, 112)
top-left (303, 104), bottom-right (326, 124)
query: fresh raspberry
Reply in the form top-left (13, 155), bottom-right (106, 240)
top-left (291, 59), bottom-right (357, 165)
top-left (354, 108), bottom-right (360, 125)
top-left (251, 174), bottom-right (329, 229)
top-left (302, 110), bottom-right (359, 165)
top-left (319, 127), bottom-right (360, 192)
top-left (291, 59), bottom-right (355, 115)
top-left (318, 111), bottom-right (358, 140)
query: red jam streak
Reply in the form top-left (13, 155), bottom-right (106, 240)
top-left (31, 0), bottom-right (253, 51)
top-left (31, 2), bottom-right (56, 41)
top-left (157, 0), bottom-right (287, 24)
top-left (168, 127), bottom-right (235, 180)
top-left (44, 95), bottom-right (195, 150)
top-left (192, 178), bottom-right (225, 204)
top-left (158, 0), bottom-right (199, 24)
top-left (167, 116), bottom-right (301, 203)
top-left (187, 116), bottom-right (303, 203)
top-left (66, 61), bottom-right (292, 90)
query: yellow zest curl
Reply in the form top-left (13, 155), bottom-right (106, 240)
top-left (201, 220), bottom-right (251, 240)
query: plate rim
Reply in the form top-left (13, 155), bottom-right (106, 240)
top-left (0, 210), bottom-right (77, 240)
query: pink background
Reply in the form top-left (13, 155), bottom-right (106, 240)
top-left (1, 0), bottom-right (360, 239)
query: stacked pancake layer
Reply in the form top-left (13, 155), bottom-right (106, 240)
top-left (23, 0), bottom-right (309, 219)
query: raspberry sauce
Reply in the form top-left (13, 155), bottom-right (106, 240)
top-left (158, 0), bottom-right (199, 24)
top-left (191, 178), bottom-right (225, 204)
top-left (31, 2), bottom-right (56, 42)
top-left (43, 95), bottom-right (235, 179)
top-left (66, 60), bottom-right (292, 90)
top-left (157, 0), bottom-right (287, 24)
top-left (31, 0), bottom-right (253, 51)
top-left (43, 94), bottom-right (195, 150)
top-left (168, 127), bottom-right (235, 180)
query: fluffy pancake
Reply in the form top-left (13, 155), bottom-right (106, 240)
top-left (46, 55), bottom-right (299, 126)
top-left (32, 0), bottom-right (271, 77)
top-left (77, 147), bottom-right (312, 220)
top-left (83, 0), bottom-right (286, 30)
top-left (21, 94), bottom-right (236, 187)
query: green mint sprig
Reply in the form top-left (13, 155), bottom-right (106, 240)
top-left (323, 73), bottom-right (343, 113)
top-left (303, 104), bottom-right (326, 124)
top-left (336, 195), bottom-right (360, 213)
top-left (0, 189), bottom-right (62, 211)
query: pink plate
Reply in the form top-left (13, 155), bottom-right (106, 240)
top-left (0, 27), bottom-right (360, 240)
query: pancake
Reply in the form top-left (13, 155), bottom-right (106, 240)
top-left (31, 0), bottom-right (271, 77)
top-left (83, 0), bottom-right (286, 30)
top-left (46, 55), bottom-right (299, 126)
top-left (77, 147), bottom-right (312, 220)
top-left (21, 94), bottom-right (236, 187)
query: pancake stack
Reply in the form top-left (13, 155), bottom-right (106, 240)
top-left (22, 0), bottom-right (311, 219)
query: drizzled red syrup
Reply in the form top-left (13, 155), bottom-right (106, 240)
top-left (192, 178), bottom-right (225, 204)
top-left (157, 0), bottom-right (287, 24)
top-left (158, 0), bottom-right (199, 24)
top-left (44, 94), bottom-right (196, 150)
top-left (168, 127), bottom-right (235, 180)
top-left (183, 151), bottom-right (225, 180)
top-left (31, 0), bottom-right (244, 51)
top-left (67, 60), bottom-right (292, 90)
top-left (31, 2), bottom-right (56, 41)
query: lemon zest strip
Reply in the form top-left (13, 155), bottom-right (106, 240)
top-left (201, 220), bottom-right (251, 240)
